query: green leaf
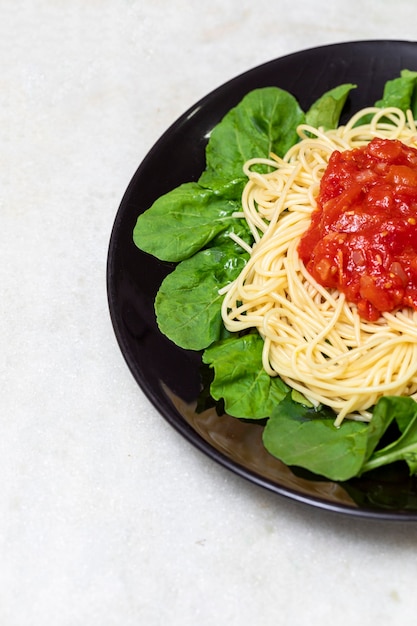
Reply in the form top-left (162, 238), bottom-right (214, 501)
top-left (155, 247), bottom-right (248, 350)
top-left (133, 182), bottom-right (242, 262)
top-left (362, 395), bottom-right (397, 461)
top-left (134, 87), bottom-right (303, 264)
top-left (305, 83), bottom-right (357, 131)
top-left (199, 87), bottom-right (305, 190)
top-left (209, 217), bottom-right (253, 251)
top-left (361, 397), bottom-right (417, 475)
top-left (375, 69), bottom-right (417, 113)
top-left (262, 395), bottom-right (417, 481)
top-left (263, 395), bottom-right (369, 481)
top-left (202, 333), bottom-right (289, 419)
top-left (393, 397), bottom-right (417, 434)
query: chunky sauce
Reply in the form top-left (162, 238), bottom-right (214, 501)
top-left (298, 137), bottom-right (417, 321)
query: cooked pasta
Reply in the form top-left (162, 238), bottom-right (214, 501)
top-left (221, 107), bottom-right (417, 425)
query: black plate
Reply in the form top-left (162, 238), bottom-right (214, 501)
top-left (107, 40), bottom-right (417, 520)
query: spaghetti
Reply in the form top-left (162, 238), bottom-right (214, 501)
top-left (221, 107), bottom-right (417, 425)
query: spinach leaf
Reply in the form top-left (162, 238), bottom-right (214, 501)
top-left (202, 333), bottom-right (289, 419)
top-left (134, 87), bottom-right (304, 263)
top-left (375, 69), bottom-right (417, 113)
top-left (133, 182), bottom-right (243, 262)
top-left (362, 395), bottom-right (397, 461)
top-left (137, 86), bottom-right (306, 350)
top-left (199, 87), bottom-right (305, 190)
top-left (305, 83), bottom-right (357, 131)
top-left (393, 396), bottom-right (417, 434)
top-left (209, 217), bottom-right (253, 250)
top-left (263, 394), bottom-right (369, 481)
top-left (361, 397), bottom-right (417, 475)
top-left (263, 394), bottom-right (417, 480)
top-left (155, 246), bottom-right (248, 350)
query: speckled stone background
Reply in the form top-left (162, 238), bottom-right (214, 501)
top-left (2, 2), bottom-right (417, 624)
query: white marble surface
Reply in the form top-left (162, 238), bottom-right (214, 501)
top-left (2, 2), bottom-right (417, 624)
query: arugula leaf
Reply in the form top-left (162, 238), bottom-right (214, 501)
top-left (133, 183), bottom-right (243, 262)
top-left (263, 394), bottom-right (369, 481)
top-left (199, 87), bottom-right (305, 190)
top-left (375, 69), bottom-right (417, 113)
top-left (305, 83), bottom-right (357, 131)
top-left (155, 246), bottom-right (248, 350)
top-left (202, 333), bottom-right (289, 419)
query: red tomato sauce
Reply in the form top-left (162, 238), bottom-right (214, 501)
top-left (297, 137), bottom-right (417, 321)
